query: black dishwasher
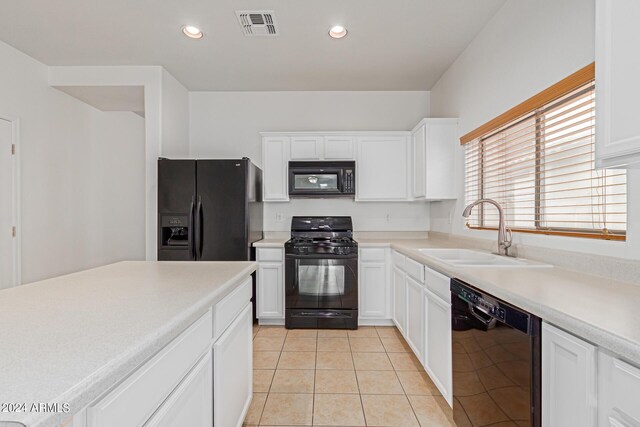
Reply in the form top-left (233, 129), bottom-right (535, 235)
top-left (451, 278), bottom-right (541, 427)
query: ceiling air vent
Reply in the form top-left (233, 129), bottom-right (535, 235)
top-left (236, 11), bottom-right (278, 36)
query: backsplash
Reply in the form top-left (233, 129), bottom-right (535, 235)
top-left (263, 199), bottom-right (430, 231)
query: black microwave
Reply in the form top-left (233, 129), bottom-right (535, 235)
top-left (288, 161), bottom-right (355, 197)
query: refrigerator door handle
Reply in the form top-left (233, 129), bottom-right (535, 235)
top-left (195, 196), bottom-right (203, 260)
top-left (189, 196), bottom-right (195, 260)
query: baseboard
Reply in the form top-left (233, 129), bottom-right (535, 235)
top-left (258, 318), bottom-right (394, 327)
top-left (358, 318), bottom-right (395, 326)
top-left (258, 318), bottom-right (285, 326)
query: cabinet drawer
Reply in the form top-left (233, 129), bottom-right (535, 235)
top-left (424, 266), bottom-right (450, 303)
top-left (392, 251), bottom-right (406, 270)
top-left (360, 248), bottom-right (386, 262)
top-left (257, 248), bottom-right (283, 262)
top-left (405, 257), bottom-right (424, 283)
top-left (88, 310), bottom-right (212, 427)
top-left (214, 277), bottom-right (252, 340)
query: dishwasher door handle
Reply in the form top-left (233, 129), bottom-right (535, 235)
top-left (468, 304), bottom-right (495, 327)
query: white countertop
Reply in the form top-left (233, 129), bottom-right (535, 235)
top-left (253, 232), bottom-right (290, 247)
top-left (0, 261), bottom-right (256, 427)
top-left (357, 236), bottom-right (640, 366)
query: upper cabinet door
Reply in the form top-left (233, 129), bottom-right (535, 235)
top-left (290, 136), bottom-right (323, 160)
top-left (412, 125), bottom-right (427, 199)
top-left (424, 120), bottom-right (457, 200)
top-left (411, 119), bottom-right (458, 200)
top-left (324, 136), bottom-right (354, 159)
top-left (596, 0), bottom-right (640, 168)
top-left (356, 136), bottom-right (410, 201)
top-left (262, 137), bottom-right (290, 201)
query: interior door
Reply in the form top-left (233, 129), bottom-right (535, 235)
top-left (0, 119), bottom-right (14, 289)
top-left (197, 160), bottom-right (247, 261)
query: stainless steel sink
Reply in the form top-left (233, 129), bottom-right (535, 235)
top-left (417, 248), bottom-right (552, 268)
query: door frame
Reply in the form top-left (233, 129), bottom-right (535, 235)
top-left (1, 116), bottom-right (21, 287)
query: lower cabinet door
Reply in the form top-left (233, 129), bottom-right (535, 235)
top-left (257, 262), bottom-right (284, 318)
top-left (405, 276), bottom-right (424, 360)
top-left (213, 303), bottom-right (253, 427)
top-left (392, 267), bottom-right (407, 334)
top-left (359, 261), bottom-right (387, 318)
top-left (542, 322), bottom-right (597, 427)
top-left (598, 351), bottom-right (640, 426)
top-left (144, 350), bottom-right (213, 427)
top-left (424, 289), bottom-right (452, 406)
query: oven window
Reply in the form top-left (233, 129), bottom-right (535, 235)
top-left (293, 174), bottom-right (339, 191)
top-left (298, 265), bottom-right (345, 296)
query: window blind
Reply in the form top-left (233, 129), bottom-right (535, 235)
top-left (464, 80), bottom-right (627, 240)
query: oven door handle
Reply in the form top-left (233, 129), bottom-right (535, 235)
top-left (285, 253), bottom-right (358, 260)
top-left (292, 311), bottom-right (353, 318)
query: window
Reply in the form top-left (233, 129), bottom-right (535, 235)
top-left (463, 65), bottom-right (627, 240)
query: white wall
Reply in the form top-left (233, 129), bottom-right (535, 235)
top-left (189, 91), bottom-right (431, 231)
top-left (160, 69), bottom-right (189, 157)
top-left (189, 91), bottom-right (429, 166)
top-left (0, 41), bottom-right (146, 283)
top-left (49, 65), bottom-right (191, 260)
top-left (429, 0), bottom-right (640, 259)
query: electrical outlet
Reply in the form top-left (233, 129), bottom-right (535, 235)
top-left (385, 213), bottom-right (391, 222)
top-left (276, 213), bottom-right (283, 222)
top-left (448, 211), bottom-right (453, 225)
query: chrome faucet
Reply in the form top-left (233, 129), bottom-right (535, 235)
top-left (462, 199), bottom-right (512, 256)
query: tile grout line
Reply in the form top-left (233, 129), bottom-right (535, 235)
top-left (349, 329), bottom-right (368, 427)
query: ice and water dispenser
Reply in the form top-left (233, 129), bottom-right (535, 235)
top-left (160, 215), bottom-right (190, 248)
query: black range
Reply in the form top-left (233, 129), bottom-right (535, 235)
top-left (285, 216), bottom-right (358, 329)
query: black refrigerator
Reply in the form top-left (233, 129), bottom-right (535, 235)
top-left (158, 158), bottom-right (263, 317)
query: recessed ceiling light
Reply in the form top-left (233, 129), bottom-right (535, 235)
top-left (329, 25), bottom-right (348, 39)
top-left (182, 25), bottom-right (203, 39)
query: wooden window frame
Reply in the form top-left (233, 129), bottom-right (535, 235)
top-left (462, 63), bottom-right (626, 242)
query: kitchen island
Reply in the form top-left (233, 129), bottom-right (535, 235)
top-left (0, 261), bottom-right (256, 427)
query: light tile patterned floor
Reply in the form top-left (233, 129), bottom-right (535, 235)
top-left (244, 325), bottom-right (455, 427)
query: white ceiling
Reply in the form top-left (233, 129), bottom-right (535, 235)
top-left (0, 0), bottom-right (506, 91)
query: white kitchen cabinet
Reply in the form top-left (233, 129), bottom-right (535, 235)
top-left (392, 266), bottom-right (407, 334)
top-left (324, 136), bottom-right (354, 159)
top-left (411, 119), bottom-right (458, 200)
top-left (256, 248), bottom-right (284, 321)
top-left (290, 136), bottom-right (323, 160)
top-left (411, 123), bottom-right (426, 199)
top-left (262, 137), bottom-right (289, 201)
top-left (599, 351), bottom-right (640, 426)
top-left (359, 261), bottom-right (387, 319)
top-left (424, 288), bottom-right (452, 406)
top-left (596, 0), bottom-right (640, 168)
top-left (257, 263), bottom-right (284, 320)
top-left (542, 322), bottom-right (597, 427)
top-left (405, 275), bottom-right (424, 360)
top-left (356, 135), bottom-right (410, 201)
top-left (213, 303), bottom-right (253, 427)
top-left (87, 310), bottom-right (213, 427)
top-left (359, 248), bottom-right (389, 320)
top-left (144, 350), bottom-right (213, 427)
